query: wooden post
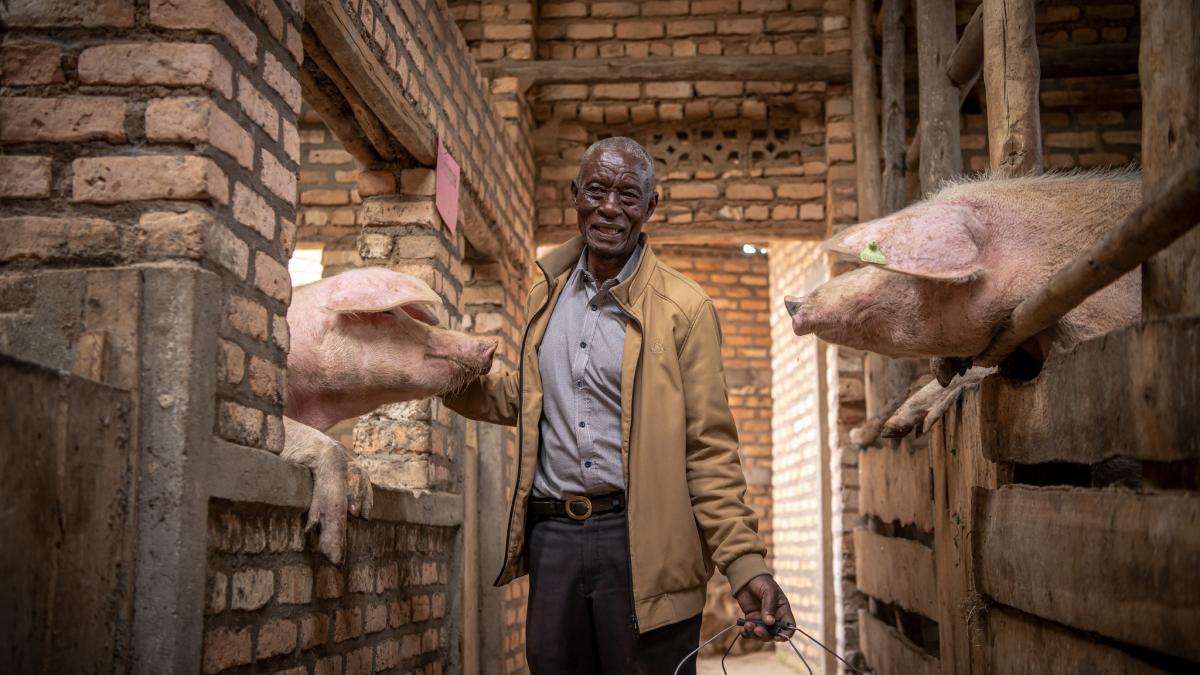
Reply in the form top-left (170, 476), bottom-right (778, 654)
top-left (983, 0), bottom-right (1043, 176)
top-left (915, 0), bottom-right (963, 194)
top-left (853, 0), bottom-right (882, 222)
top-left (1140, 0), bottom-right (1200, 318)
top-left (880, 0), bottom-right (907, 214)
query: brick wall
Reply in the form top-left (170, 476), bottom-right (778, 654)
top-left (295, 108), bottom-right (364, 276)
top-left (204, 502), bottom-right (454, 674)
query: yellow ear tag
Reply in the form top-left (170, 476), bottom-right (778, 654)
top-left (859, 240), bottom-right (887, 265)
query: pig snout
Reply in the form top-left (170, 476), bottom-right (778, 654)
top-left (784, 294), bottom-right (816, 336)
top-left (477, 339), bottom-right (498, 372)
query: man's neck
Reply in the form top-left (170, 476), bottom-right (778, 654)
top-left (586, 247), bottom-right (633, 286)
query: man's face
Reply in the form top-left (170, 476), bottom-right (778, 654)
top-left (571, 147), bottom-right (658, 263)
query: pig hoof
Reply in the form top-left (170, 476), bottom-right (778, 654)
top-left (347, 461), bottom-right (374, 519)
top-left (850, 417), bottom-right (884, 446)
top-left (931, 357), bottom-right (971, 387)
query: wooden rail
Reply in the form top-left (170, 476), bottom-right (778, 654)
top-left (480, 54), bottom-right (851, 87)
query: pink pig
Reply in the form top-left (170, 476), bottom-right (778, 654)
top-left (786, 170), bottom-right (1142, 437)
top-left (282, 267), bottom-right (497, 563)
top-left (786, 170), bottom-right (1142, 363)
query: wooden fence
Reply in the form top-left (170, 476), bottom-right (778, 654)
top-left (850, 0), bottom-right (1200, 672)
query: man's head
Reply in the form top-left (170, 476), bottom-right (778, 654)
top-left (571, 137), bottom-right (658, 265)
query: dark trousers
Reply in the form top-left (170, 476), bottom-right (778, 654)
top-left (525, 510), bottom-right (702, 675)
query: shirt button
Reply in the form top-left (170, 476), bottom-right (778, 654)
top-left (580, 341), bottom-right (587, 348)
top-left (576, 379), bottom-right (584, 388)
top-left (590, 305), bottom-right (597, 311)
top-left (585, 461), bottom-right (593, 468)
top-left (579, 421), bottom-right (586, 428)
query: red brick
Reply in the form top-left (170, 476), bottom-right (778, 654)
top-left (666, 19), bottom-right (714, 37)
top-left (220, 400), bottom-right (263, 446)
top-left (233, 183), bottom-right (277, 239)
top-left (483, 23), bottom-right (533, 40)
top-left (0, 156), bottom-right (52, 199)
top-left (356, 170), bottom-right (396, 197)
top-left (301, 614), bottom-right (330, 650)
top-left (0, 216), bottom-right (119, 264)
top-left (333, 607), bottom-right (362, 642)
top-left (282, 119), bottom-right (301, 163)
top-left (136, 210), bottom-right (206, 259)
top-left (227, 295), bottom-right (269, 340)
top-left (541, 2), bottom-right (586, 18)
top-left (0, 41), bottom-right (64, 85)
top-left (203, 627), bottom-right (251, 674)
top-left (264, 51), bottom-right (302, 113)
top-left (261, 149), bottom-right (297, 203)
top-left (78, 43), bottom-right (233, 99)
top-left (256, 619), bottom-right (297, 660)
top-left (593, 83), bottom-right (641, 100)
top-left (238, 75), bottom-right (280, 139)
top-left (145, 97), bottom-right (254, 169)
top-left (205, 219), bottom-right (250, 278)
top-left (670, 183), bottom-right (719, 200)
top-left (255, 251), bottom-right (291, 304)
top-left (308, 148), bottom-right (354, 165)
top-left (315, 566), bottom-right (344, 599)
top-left (220, 340), bottom-right (245, 385)
top-left (249, 0), bottom-right (286, 39)
top-left (149, 0), bottom-right (257, 65)
top-left (300, 188), bottom-right (350, 206)
top-left (641, 0), bottom-right (688, 15)
top-left (566, 23), bottom-right (615, 40)
top-left (3, 0), bottom-right (134, 28)
top-left (778, 182), bottom-right (825, 200)
top-left (727, 183), bottom-right (774, 200)
top-left (73, 156), bottom-right (228, 205)
top-left (616, 21), bottom-right (665, 39)
top-left (0, 97), bottom-right (127, 144)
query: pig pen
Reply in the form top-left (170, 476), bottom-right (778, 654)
top-left (848, 0), bottom-right (1200, 673)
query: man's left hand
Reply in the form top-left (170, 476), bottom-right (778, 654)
top-left (734, 573), bottom-right (796, 641)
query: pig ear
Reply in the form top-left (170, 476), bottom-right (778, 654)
top-left (823, 203), bottom-right (984, 282)
top-left (321, 268), bottom-right (443, 318)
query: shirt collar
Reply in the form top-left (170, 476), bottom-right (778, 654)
top-left (575, 244), bottom-right (644, 288)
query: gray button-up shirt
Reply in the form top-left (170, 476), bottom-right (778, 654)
top-left (532, 245), bottom-right (642, 499)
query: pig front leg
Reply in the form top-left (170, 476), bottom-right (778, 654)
top-left (882, 367), bottom-right (997, 438)
top-left (282, 417), bottom-right (374, 564)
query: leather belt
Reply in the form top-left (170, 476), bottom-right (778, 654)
top-left (528, 492), bottom-right (626, 521)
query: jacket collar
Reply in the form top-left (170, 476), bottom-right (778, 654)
top-left (537, 234), bottom-right (656, 308)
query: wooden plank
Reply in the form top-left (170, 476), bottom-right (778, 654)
top-left (306, 0), bottom-right (436, 164)
top-left (298, 64), bottom-right (383, 166)
top-left (946, 6), bottom-right (984, 89)
top-left (983, 0), bottom-right (1043, 176)
top-left (859, 610), bottom-right (940, 675)
top-left (880, 0), bottom-right (907, 214)
top-left (480, 54), bottom-right (851, 86)
top-left (976, 485), bottom-right (1200, 662)
top-left (859, 442), bottom-right (933, 531)
top-left (1141, 1), bottom-right (1200, 319)
top-left (914, 0), bottom-right (963, 194)
top-left (980, 316), bottom-right (1200, 464)
top-left (852, 0), bottom-right (881, 222)
top-left (853, 528), bottom-right (939, 620)
top-left (984, 607), bottom-right (1172, 675)
top-left (0, 355), bottom-right (136, 673)
top-left (932, 383), bottom-right (1006, 675)
top-left (536, 217), bottom-right (827, 245)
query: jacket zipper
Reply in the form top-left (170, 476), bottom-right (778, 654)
top-left (494, 283), bottom-right (553, 586)
top-left (618, 305), bottom-right (644, 632)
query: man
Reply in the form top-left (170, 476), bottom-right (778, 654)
top-left (444, 137), bottom-right (794, 674)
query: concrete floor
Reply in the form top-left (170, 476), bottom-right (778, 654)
top-left (697, 650), bottom-right (802, 674)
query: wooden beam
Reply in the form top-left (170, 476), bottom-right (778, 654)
top-left (985, 607), bottom-right (1172, 674)
top-left (859, 443), bottom-right (933, 531)
top-left (852, 0), bottom-right (882, 222)
top-left (859, 610), bottom-right (940, 675)
top-left (853, 528), bottom-right (939, 620)
top-left (979, 316), bottom-right (1200, 464)
top-left (480, 55), bottom-right (851, 87)
top-left (536, 219), bottom-right (827, 245)
top-left (976, 159), bottom-right (1200, 366)
top-left (298, 63), bottom-right (382, 166)
top-left (914, 0), bottom-right (963, 193)
top-left (301, 26), bottom-right (402, 164)
top-left (306, 0), bottom-right (436, 165)
top-left (976, 485), bottom-right (1200, 662)
top-left (880, 0), bottom-right (908, 214)
top-left (1140, 0), bottom-right (1200, 318)
top-left (983, 0), bottom-right (1043, 176)
top-left (946, 6), bottom-right (984, 89)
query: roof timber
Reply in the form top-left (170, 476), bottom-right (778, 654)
top-left (480, 55), bottom-right (852, 90)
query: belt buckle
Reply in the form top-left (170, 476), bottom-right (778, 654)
top-left (564, 495), bottom-right (592, 521)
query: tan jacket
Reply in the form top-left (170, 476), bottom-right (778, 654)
top-left (444, 235), bottom-right (769, 632)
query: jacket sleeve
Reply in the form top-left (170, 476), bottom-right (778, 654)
top-left (441, 365), bottom-right (520, 427)
top-left (679, 300), bottom-right (770, 595)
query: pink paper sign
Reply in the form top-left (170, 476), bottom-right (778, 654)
top-left (435, 139), bottom-right (460, 234)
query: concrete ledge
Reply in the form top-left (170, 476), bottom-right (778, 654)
top-left (208, 439), bottom-right (463, 527)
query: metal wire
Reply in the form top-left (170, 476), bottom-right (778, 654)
top-left (672, 624), bottom-right (740, 675)
top-left (720, 631), bottom-right (739, 674)
top-left (670, 619), bottom-right (863, 675)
